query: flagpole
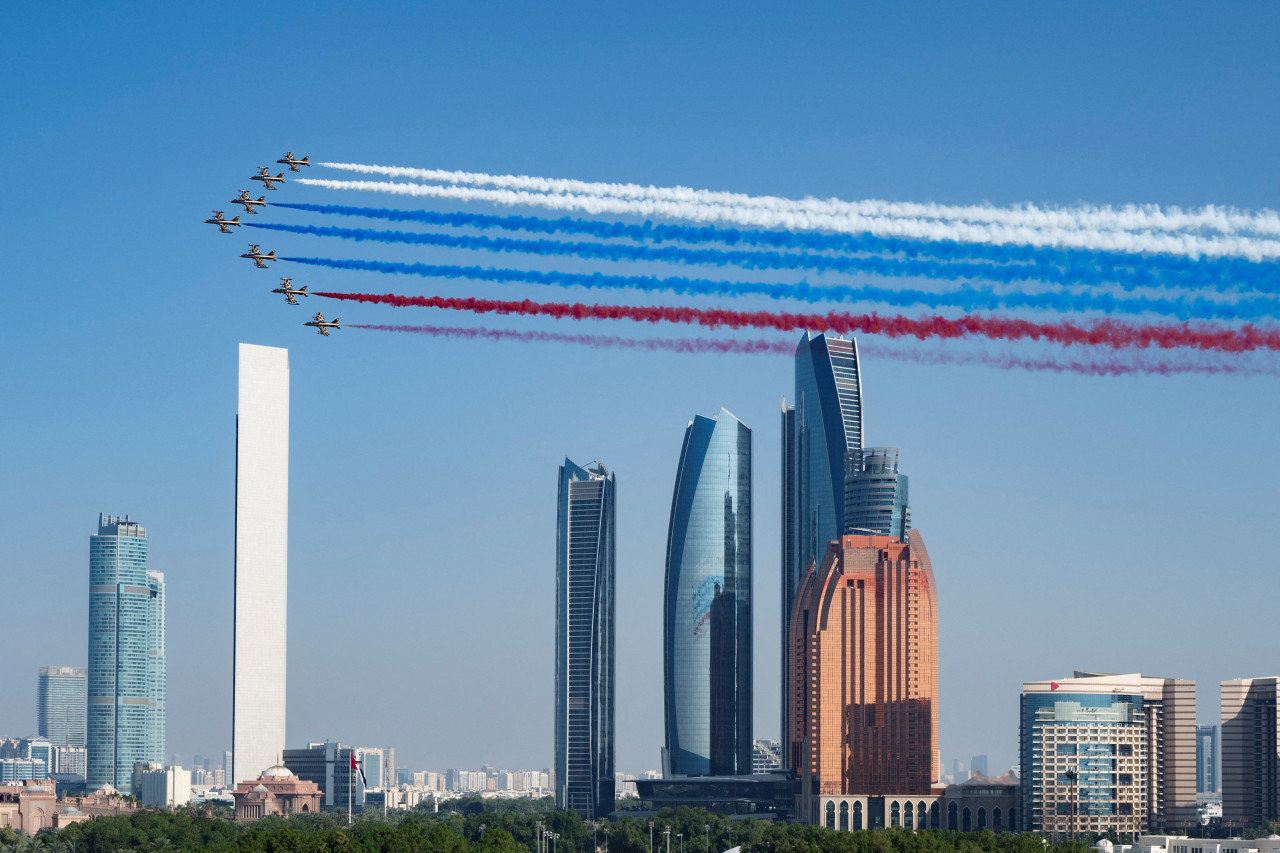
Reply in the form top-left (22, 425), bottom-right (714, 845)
top-left (348, 750), bottom-right (352, 826)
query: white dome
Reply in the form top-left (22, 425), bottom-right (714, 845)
top-left (262, 765), bottom-right (293, 778)
top-left (252, 784), bottom-right (270, 793)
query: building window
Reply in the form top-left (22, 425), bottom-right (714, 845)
top-left (839, 801), bottom-right (849, 831)
top-left (977, 808), bottom-right (987, 830)
top-left (994, 807), bottom-right (1002, 829)
top-left (931, 801), bottom-right (941, 829)
top-left (826, 801), bottom-right (835, 829)
top-left (948, 802), bottom-right (958, 830)
top-left (963, 807), bottom-right (972, 832)
top-left (891, 802), bottom-right (900, 827)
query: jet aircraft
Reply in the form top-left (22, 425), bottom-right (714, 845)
top-left (272, 277), bottom-right (309, 305)
top-left (251, 167), bottom-right (285, 190)
top-left (276, 152), bottom-right (311, 171)
top-left (305, 312), bottom-right (340, 336)
top-left (240, 244), bottom-right (277, 268)
top-left (204, 211), bottom-right (241, 233)
top-left (231, 190), bottom-right (267, 213)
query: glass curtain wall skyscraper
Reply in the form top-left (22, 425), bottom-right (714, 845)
top-left (782, 333), bottom-right (863, 765)
top-left (663, 409), bottom-right (752, 777)
top-left (87, 515), bottom-right (165, 792)
top-left (37, 666), bottom-right (87, 749)
top-left (555, 459), bottom-right (615, 820)
top-left (844, 447), bottom-right (911, 540)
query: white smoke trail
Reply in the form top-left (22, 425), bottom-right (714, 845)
top-left (318, 161), bottom-right (1280, 240)
top-left (296, 177), bottom-right (1280, 260)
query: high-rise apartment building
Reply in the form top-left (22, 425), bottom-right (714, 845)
top-left (788, 532), bottom-right (938, 822)
top-left (554, 459), bottom-right (615, 820)
top-left (844, 447), bottom-right (910, 540)
top-left (1020, 672), bottom-right (1196, 835)
top-left (781, 333), bottom-right (864, 767)
top-left (752, 739), bottom-right (782, 773)
top-left (37, 666), bottom-right (86, 748)
top-left (1221, 677), bottom-right (1280, 827)
top-left (1196, 725), bottom-right (1218, 794)
top-left (663, 409), bottom-right (752, 777)
top-left (87, 514), bottom-right (165, 792)
top-left (233, 343), bottom-right (289, 785)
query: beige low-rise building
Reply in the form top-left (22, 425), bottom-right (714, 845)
top-left (231, 764), bottom-right (322, 823)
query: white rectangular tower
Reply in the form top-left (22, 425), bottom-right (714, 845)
top-left (233, 343), bottom-right (289, 784)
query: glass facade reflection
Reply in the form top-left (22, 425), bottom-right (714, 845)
top-left (782, 333), bottom-right (862, 765)
top-left (87, 515), bottom-right (165, 792)
top-left (555, 460), bottom-right (615, 820)
top-left (37, 666), bottom-right (87, 748)
top-left (664, 409), bottom-right (752, 777)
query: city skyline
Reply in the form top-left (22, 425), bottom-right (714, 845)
top-left (3, 3), bottom-right (1279, 780)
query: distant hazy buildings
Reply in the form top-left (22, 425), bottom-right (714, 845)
top-left (1221, 677), bottom-right (1280, 827)
top-left (844, 447), bottom-right (910, 539)
top-left (37, 667), bottom-right (86, 749)
top-left (87, 514), bottom-right (165, 792)
top-left (789, 532), bottom-right (938, 823)
top-left (1019, 672), bottom-right (1196, 835)
top-left (970, 755), bottom-right (989, 779)
top-left (554, 459), bottom-right (615, 820)
top-left (1196, 725), bottom-right (1218, 794)
top-left (233, 343), bottom-right (289, 784)
top-left (781, 333), bottom-right (864, 768)
top-left (663, 409), bottom-right (753, 777)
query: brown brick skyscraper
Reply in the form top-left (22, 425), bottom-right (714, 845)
top-left (788, 532), bottom-right (938, 800)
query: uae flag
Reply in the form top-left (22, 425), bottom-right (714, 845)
top-left (351, 752), bottom-right (367, 786)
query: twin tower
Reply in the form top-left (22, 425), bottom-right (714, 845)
top-left (555, 332), bottom-right (938, 820)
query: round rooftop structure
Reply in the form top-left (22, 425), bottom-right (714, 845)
top-left (261, 765), bottom-right (293, 778)
top-left (61, 806), bottom-right (81, 815)
top-left (252, 784), bottom-right (270, 793)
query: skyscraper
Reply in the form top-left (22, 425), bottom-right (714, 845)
top-left (844, 447), bottom-right (910, 540)
top-left (1020, 672), bottom-right (1196, 834)
top-left (87, 515), bottom-right (165, 792)
top-left (233, 343), bottom-right (289, 785)
top-left (1221, 677), bottom-right (1280, 827)
top-left (663, 409), bottom-right (752, 777)
top-left (788, 532), bottom-right (938, 822)
top-left (37, 666), bottom-right (86, 748)
top-left (782, 333), bottom-right (864, 764)
top-left (1197, 724), bottom-right (1218, 794)
top-left (554, 459), bottom-right (615, 820)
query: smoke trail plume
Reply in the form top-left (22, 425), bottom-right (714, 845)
top-left (296, 178), bottom-right (1280, 261)
top-left (319, 161), bottom-right (1280, 239)
top-left (350, 323), bottom-right (1279, 378)
top-left (249, 217), bottom-right (1280, 300)
top-left (279, 252), bottom-right (1277, 322)
top-left (271, 201), bottom-right (1280, 294)
top-left (313, 290), bottom-right (1280, 353)
top-left (350, 323), bottom-right (791, 355)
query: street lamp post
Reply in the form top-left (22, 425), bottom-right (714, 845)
top-left (678, 833), bottom-right (683, 853)
top-left (604, 829), bottom-right (609, 853)
top-left (649, 821), bottom-right (655, 853)
top-left (536, 822), bottom-right (543, 853)
top-left (704, 825), bottom-right (710, 853)
top-left (664, 826), bottom-right (671, 853)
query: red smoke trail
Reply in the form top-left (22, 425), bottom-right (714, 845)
top-left (315, 291), bottom-right (1280, 353)
top-left (350, 324), bottom-right (791, 355)
top-left (349, 323), bottom-right (1278, 377)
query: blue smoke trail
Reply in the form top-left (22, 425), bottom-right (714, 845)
top-left (268, 201), bottom-right (1280, 294)
top-left (278, 255), bottom-right (1280, 322)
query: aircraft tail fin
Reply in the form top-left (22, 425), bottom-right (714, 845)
top-left (299, 286), bottom-right (308, 295)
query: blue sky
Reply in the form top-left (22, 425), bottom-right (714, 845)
top-left (2, 2), bottom-right (1278, 778)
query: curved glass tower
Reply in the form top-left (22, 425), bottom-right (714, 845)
top-left (555, 459), bottom-right (615, 819)
top-left (664, 409), bottom-right (752, 777)
top-left (782, 333), bottom-right (863, 766)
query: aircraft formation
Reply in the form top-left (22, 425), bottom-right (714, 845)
top-left (206, 153), bottom-right (338, 337)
